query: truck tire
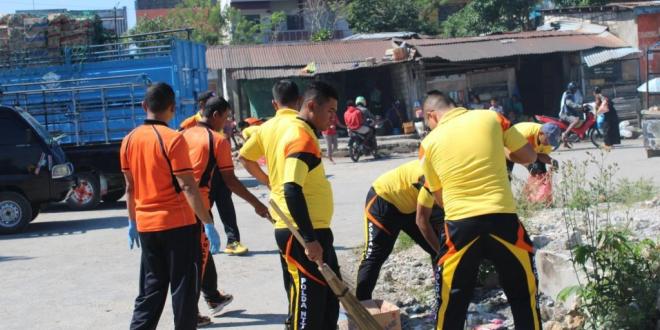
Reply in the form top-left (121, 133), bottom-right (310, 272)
top-left (30, 204), bottom-right (40, 222)
top-left (102, 190), bottom-right (125, 203)
top-left (0, 192), bottom-right (32, 234)
top-left (66, 172), bottom-right (101, 211)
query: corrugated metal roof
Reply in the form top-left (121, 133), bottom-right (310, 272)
top-left (638, 78), bottom-right (660, 93)
top-left (229, 61), bottom-right (401, 80)
top-left (542, 1), bottom-right (660, 13)
top-left (206, 39), bottom-right (397, 70)
top-left (342, 32), bottom-right (420, 41)
top-left (411, 31), bottom-right (628, 62)
top-left (583, 47), bottom-right (641, 67)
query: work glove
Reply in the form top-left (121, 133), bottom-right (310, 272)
top-left (128, 219), bottom-right (140, 250)
top-left (551, 159), bottom-right (560, 171)
top-left (204, 224), bottom-right (221, 254)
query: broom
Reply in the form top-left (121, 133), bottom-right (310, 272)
top-left (269, 200), bottom-right (382, 330)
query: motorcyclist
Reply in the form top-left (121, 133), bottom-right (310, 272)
top-left (559, 82), bottom-right (583, 146)
top-left (353, 96), bottom-right (378, 150)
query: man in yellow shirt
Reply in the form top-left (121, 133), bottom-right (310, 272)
top-left (356, 160), bottom-right (444, 300)
top-left (240, 81), bottom-right (339, 330)
top-left (508, 122), bottom-right (561, 176)
top-left (419, 91), bottom-right (541, 330)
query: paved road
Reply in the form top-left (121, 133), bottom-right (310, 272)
top-left (0, 139), bottom-right (657, 330)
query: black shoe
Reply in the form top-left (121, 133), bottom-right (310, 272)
top-left (206, 293), bottom-right (234, 317)
top-left (197, 314), bottom-right (212, 327)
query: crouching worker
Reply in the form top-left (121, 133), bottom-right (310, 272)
top-left (356, 160), bottom-right (444, 300)
top-left (506, 122), bottom-right (561, 178)
top-left (182, 96), bottom-right (271, 325)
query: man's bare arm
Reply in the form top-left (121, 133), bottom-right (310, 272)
top-left (123, 172), bottom-right (137, 220)
top-left (416, 204), bottom-right (440, 255)
top-left (239, 156), bottom-right (270, 189)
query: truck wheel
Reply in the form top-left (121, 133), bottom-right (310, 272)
top-left (66, 173), bottom-right (101, 211)
top-left (102, 190), bottom-right (125, 203)
top-left (0, 192), bottom-right (32, 234)
top-left (30, 204), bottom-right (40, 222)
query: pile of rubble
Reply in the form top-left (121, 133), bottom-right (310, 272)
top-left (340, 197), bottom-right (660, 329)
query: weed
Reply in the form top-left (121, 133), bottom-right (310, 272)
top-left (395, 233), bottom-right (415, 252)
top-left (557, 152), bottom-right (660, 329)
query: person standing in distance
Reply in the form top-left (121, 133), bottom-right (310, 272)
top-left (122, 82), bottom-right (221, 330)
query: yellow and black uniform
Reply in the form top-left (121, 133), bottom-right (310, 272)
top-left (182, 122), bottom-right (234, 303)
top-left (241, 125), bottom-right (260, 141)
top-left (121, 120), bottom-right (201, 330)
top-left (419, 109), bottom-right (541, 330)
top-left (507, 122), bottom-right (552, 175)
top-left (240, 112), bottom-right (339, 330)
top-left (356, 160), bottom-right (444, 300)
top-left (239, 108), bottom-right (298, 317)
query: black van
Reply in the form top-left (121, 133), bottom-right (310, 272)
top-left (0, 106), bottom-right (74, 234)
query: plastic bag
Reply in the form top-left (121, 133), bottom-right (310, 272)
top-left (524, 173), bottom-right (553, 205)
top-left (596, 114), bottom-right (605, 129)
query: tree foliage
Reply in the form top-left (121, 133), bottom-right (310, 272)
top-left (127, 0), bottom-right (285, 45)
top-left (442, 0), bottom-right (536, 37)
top-left (553, 0), bottom-right (610, 7)
top-left (305, 0), bottom-right (348, 42)
top-left (346, 0), bottom-right (440, 35)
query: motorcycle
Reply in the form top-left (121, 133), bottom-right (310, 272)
top-left (347, 122), bottom-right (379, 162)
top-left (535, 104), bottom-right (603, 150)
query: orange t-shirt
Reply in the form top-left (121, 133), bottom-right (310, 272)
top-left (179, 112), bottom-right (201, 131)
top-left (120, 120), bottom-right (196, 232)
top-left (182, 123), bottom-right (234, 209)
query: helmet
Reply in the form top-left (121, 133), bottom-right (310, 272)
top-left (567, 82), bottom-right (577, 92)
top-left (355, 96), bottom-right (367, 107)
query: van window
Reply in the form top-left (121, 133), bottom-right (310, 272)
top-left (0, 117), bottom-right (30, 146)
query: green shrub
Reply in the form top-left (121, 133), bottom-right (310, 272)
top-left (557, 152), bottom-right (660, 329)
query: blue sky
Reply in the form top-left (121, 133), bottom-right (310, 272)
top-left (2, 0), bottom-right (137, 28)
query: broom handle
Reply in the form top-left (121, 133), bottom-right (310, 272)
top-left (269, 200), bottom-right (323, 268)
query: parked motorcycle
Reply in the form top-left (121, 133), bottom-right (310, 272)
top-left (535, 104), bottom-right (603, 149)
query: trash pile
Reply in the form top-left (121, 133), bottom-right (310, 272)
top-left (0, 13), bottom-right (103, 58)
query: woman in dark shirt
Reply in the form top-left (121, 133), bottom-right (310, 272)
top-left (593, 86), bottom-right (621, 151)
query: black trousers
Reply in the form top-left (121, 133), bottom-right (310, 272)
top-left (356, 188), bottom-right (440, 300)
top-left (434, 214), bottom-right (541, 330)
top-left (130, 223), bottom-right (201, 330)
top-left (210, 171), bottom-right (240, 244)
top-left (201, 251), bottom-right (222, 300)
top-left (275, 228), bottom-right (340, 330)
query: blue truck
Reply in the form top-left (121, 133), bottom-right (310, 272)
top-left (0, 31), bottom-right (208, 210)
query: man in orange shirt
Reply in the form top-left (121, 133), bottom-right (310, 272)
top-left (182, 96), bottom-right (270, 325)
top-left (121, 83), bottom-right (221, 330)
top-left (179, 90), bottom-right (215, 131)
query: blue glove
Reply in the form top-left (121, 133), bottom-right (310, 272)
top-left (128, 219), bottom-right (140, 250)
top-left (204, 224), bottom-right (221, 254)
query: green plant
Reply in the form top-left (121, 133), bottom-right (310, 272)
top-left (557, 152), bottom-right (660, 329)
top-left (612, 178), bottom-right (657, 206)
top-left (311, 29), bottom-right (333, 42)
top-left (395, 233), bottom-right (415, 252)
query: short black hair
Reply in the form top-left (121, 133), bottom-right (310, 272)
top-left (203, 96), bottom-right (231, 117)
top-left (303, 81), bottom-right (338, 106)
top-left (424, 90), bottom-right (456, 110)
top-left (347, 100), bottom-right (355, 107)
top-left (197, 90), bottom-right (216, 103)
top-left (144, 82), bottom-right (175, 113)
top-left (490, 97), bottom-right (498, 102)
top-left (237, 120), bottom-right (250, 130)
top-left (272, 80), bottom-right (300, 105)
top-left (593, 86), bottom-right (602, 94)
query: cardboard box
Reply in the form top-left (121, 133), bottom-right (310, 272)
top-left (338, 299), bottom-right (401, 330)
top-left (402, 122), bottom-right (415, 134)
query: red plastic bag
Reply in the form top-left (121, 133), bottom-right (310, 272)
top-left (524, 172), bottom-right (553, 205)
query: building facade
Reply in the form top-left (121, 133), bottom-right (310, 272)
top-left (221, 0), bottom-right (351, 42)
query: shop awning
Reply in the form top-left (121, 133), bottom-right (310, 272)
top-left (638, 78), bottom-right (660, 93)
top-left (583, 47), bottom-right (641, 67)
